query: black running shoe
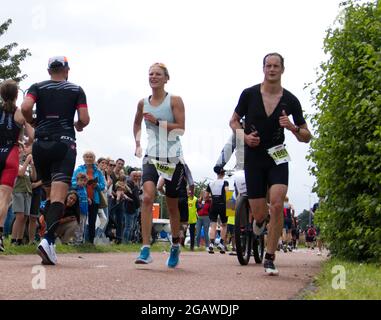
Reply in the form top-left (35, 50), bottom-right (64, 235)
top-left (264, 259), bottom-right (279, 276)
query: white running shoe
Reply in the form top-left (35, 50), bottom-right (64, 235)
top-left (217, 243), bottom-right (226, 254)
top-left (37, 239), bottom-right (57, 265)
top-left (253, 219), bottom-right (267, 236)
top-left (264, 259), bottom-right (279, 276)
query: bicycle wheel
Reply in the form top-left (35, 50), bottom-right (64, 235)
top-left (234, 195), bottom-right (252, 265)
top-left (252, 234), bottom-right (265, 263)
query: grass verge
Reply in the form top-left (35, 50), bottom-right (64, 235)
top-left (0, 238), bottom-right (180, 255)
top-left (302, 257), bottom-right (381, 300)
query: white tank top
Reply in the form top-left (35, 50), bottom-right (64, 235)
top-left (143, 93), bottom-right (183, 160)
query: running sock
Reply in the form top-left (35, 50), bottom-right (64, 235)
top-left (265, 252), bottom-right (276, 261)
top-left (210, 239), bottom-right (215, 245)
top-left (45, 202), bottom-right (65, 245)
top-left (256, 221), bottom-right (264, 227)
top-left (0, 227), bottom-right (3, 234)
top-left (43, 200), bottom-right (51, 217)
top-left (11, 239), bottom-right (16, 244)
top-left (44, 234), bottom-right (55, 245)
top-left (16, 239), bottom-right (23, 245)
top-left (172, 237), bottom-right (180, 245)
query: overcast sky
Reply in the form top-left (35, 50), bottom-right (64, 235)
top-left (2, 0), bottom-right (348, 213)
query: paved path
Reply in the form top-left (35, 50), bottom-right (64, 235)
top-left (0, 248), bottom-right (326, 300)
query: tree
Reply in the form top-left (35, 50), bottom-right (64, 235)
top-left (297, 210), bottom-right (312, 231)
top-left (308, 0), bottom-right (381, 261)
top-left (0, 19), bottom-right (31, 82)
top-left (194, 179), bottom-right (209, 199)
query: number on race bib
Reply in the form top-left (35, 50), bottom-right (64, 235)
top-left (267, 144), bottom-right (291, 165)
top-left (151, 160), bottom-right (176, 181)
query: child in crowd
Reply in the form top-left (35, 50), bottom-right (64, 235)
top-left (115, 180), bottom-right (128, 203)
top-left (73, 172), bottom-right (89, 244)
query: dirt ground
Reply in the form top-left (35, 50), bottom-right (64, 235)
top-left (0, 248), bottom-right (326, 300)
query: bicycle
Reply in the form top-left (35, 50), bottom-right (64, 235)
top-left (230, 170), bottom-right (265, 265)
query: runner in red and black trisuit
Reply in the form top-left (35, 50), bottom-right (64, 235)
top-left (0, 80), bottom-right (34, 252)
top-left (21, 56), bottom-right (90, 265)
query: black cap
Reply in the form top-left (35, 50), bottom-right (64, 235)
top-left (213, 165), bottom-right (225, 175)
top-left (48, 56), bottom-right (69, 69)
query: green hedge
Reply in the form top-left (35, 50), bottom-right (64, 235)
top-left (308, 0), bottom-right (381, 262)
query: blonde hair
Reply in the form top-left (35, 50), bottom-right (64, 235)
top-left (115, 180), bottom-right (126, 191)
top-left (83, 151), bottom-right (96, 159)
top-left (150, 62), bottom-right (170, 79)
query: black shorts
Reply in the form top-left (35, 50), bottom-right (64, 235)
top-left (244, 151), bottom-right (288, 199)
top-left (30, 188), bottom-right (41, 217)
top-left (32, 136), bottom-right (77, 187)
top-left (227, 224), bottom-right (234, 235)
top-left (209, 202), bottom-right (227, 224)
top-left (142, 156), bottom-right (185, 198)
top-left (178, 196), bottom-right (189, 223)
top-left (283, 218), bottom-right (292, 232)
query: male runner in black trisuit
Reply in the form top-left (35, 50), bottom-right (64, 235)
top-left (21, 56), bottom-right (90, 265)
top-left (206, 169), bottom-right (229, 254)
top-left (230, 53), bottom-right (311, 275)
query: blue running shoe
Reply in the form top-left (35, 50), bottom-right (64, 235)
top-left (135, 246), bottom-right (153, 264)
top-left (167, 245), bottom-right (180, 268)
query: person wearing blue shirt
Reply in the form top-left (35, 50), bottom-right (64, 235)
top-left (72, 151), bottom-right (105, 244)
top-left (72, 172), bottom-right (88, 243)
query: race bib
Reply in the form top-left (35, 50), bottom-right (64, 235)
top-left (267, 144), bottom-right (291, 165)
top-left (234, 171), bottom-right (247, 195)
top-left (151, 160), bottom-right (176, 181)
